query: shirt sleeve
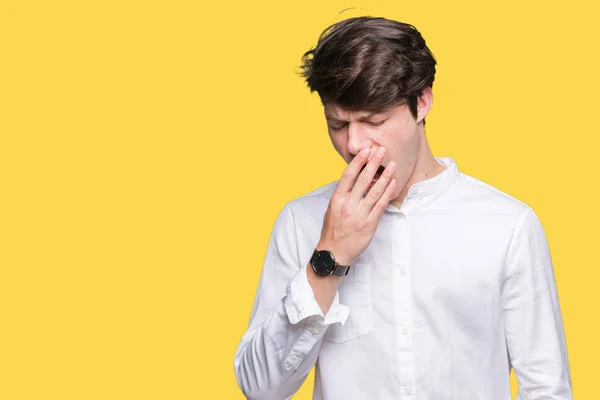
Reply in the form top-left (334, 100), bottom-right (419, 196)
top-left (501, 208), bottom-right (573, 399)
top-left (233, 203), bottom-right (349, 400)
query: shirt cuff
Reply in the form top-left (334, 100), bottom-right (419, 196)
top-left (284, 264), bottom-right (349, 326)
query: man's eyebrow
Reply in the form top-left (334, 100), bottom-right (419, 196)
top-left (325, 111), bottom-right (381, 123)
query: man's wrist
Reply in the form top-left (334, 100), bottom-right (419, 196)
top-left (307, 262), bottom-right (343, 282)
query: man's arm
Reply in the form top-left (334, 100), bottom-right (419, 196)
top-left (501, 208), bottom-right (573, 399)
top-left (234, 146), bottom-right (396, 399)
top-left (233, 204), bottom-right (348, 400)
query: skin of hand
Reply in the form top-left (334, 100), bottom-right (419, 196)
top-left (317, 145), bottom-right (397, 266)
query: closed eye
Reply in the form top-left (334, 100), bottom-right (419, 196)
top-left (329, 124), bottom-right (347, 131)
top-left (329, 120), bottom-right (386, 131)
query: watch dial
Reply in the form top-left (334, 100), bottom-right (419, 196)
top-left (312, 250), bottom-right (334, 275)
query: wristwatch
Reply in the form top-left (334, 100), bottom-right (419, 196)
top-left (310, 249), bottom-right (351, 277)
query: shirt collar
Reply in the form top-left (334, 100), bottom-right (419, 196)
top-left (405, 156), bottom-right (459, 199)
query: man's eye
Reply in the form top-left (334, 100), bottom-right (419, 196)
top-left (329, 120), bottom-right (385, 130)
top-left (329, 124), bottom-right (347, 131)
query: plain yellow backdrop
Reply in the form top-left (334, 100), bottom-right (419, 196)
top-left (1, 0), bottom-right (598, 399)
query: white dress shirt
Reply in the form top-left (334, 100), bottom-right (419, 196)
top-left (234, 157), bottom-right (572, 400)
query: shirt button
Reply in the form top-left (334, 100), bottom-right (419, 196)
top-left (400, 267), bottom-right (406, 276)
top-left (403, 327), bottom-right (409, 335)
top-left (404, 387), bottom-right (412, 395)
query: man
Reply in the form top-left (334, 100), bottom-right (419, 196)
top-left (233, 16), bottom-right (572, 400)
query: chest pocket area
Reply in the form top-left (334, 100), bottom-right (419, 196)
top-left (324, 263), bottom-right (373, 343)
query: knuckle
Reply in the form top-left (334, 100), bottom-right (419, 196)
top-left (369, 211), bottom-right (380, 222)
top-left (357, 176), bottom-right (370, 186)
top-left (363, 218), bottom-right (375, 229)
top-left (368, 188), bottom-right (382, 199)
top-left (342, 169), bottom-right (355, 180)
top-left (340, 202), bottom-right (353, 215)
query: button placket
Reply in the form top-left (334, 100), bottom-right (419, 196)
top-left (308, 325), bottom-right (321, 335)
top-left (393, 214), bottom-right (417, 394)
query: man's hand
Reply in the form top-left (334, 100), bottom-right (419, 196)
top-left (318, 146), bottom-right (397, 266)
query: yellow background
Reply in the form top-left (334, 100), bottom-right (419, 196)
top-left (1, 1), bottom-right (597, 398)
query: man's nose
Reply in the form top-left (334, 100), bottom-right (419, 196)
top-left (347, 123), bottom-right (371, 156)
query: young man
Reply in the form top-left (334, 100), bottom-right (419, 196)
top-left (234, 16), bottom-right (572, 400)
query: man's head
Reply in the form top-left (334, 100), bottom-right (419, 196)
top-left (299, 16), bottom-right (437, 125)
top-left (299, 17), bottom-right (440, 203)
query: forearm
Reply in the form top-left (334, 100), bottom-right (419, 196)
top-left (234, 263), bottom-right (347, 399)
top-left (234, 296), bottom-right (325, 400)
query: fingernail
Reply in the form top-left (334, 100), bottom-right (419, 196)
top-left (360, 148), bottom-right (370, 156)
top-left (377, 147), bottom-right (386, 157)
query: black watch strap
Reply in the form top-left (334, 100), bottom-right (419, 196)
top-left (331, 262), bottom-right (351, 277)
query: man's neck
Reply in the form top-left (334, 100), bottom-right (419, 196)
top-left (390, 146), bottom-right (446, 209)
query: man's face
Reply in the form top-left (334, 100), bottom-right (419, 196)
top-left (324, 99), bottom-right (425, 201)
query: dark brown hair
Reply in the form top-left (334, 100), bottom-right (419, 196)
top-left (298, 16), bottom-right (437, 125)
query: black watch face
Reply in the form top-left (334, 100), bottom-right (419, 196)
top-left (312, 250), bottom-right (335, 275)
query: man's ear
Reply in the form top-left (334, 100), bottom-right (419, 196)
top-left (416, 87), bottom-right (433, 124)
